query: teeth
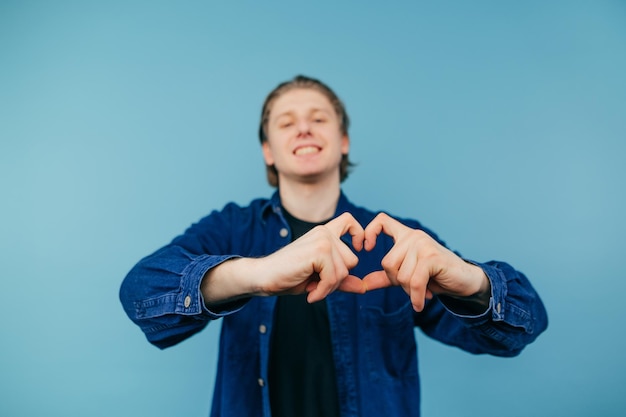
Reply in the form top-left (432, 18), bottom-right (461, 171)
top-left (295, 146), bottom-right (319, 155)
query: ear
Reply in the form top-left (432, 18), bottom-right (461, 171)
top-left (262, 141), bottom-right (275, 166)
top-left (341, 135), bottom-right (350, 155)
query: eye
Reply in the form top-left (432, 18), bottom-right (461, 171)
top-left (279, 121), bottom-right (293, 128)
top-left (311, 111), bottom-right (328, 123)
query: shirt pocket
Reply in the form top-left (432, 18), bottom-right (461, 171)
top-left (361, 301), bottom-right (418, 381)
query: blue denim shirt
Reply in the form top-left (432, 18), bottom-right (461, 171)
top-left (120, 191), bottom-right (548, 417)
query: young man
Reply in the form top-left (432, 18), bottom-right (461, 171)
top-left (120, 75), bottom-right (548, 417)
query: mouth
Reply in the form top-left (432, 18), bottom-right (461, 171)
top-left (294, 145), bottom-right (321, 156)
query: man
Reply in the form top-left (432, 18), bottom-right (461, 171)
top-left (120, 75), bottom-right (548, 417)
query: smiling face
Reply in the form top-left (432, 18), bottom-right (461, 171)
top-left (262, 88), bottom-right (350, 186)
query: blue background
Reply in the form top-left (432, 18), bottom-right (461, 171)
top-left (1, 1), bottom-right (625, 416)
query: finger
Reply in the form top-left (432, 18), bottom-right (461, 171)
top-left (380, 246), bottom-right (403, 284)
top-left (337, 275), bottom-right (367, 294)
top-left (381, 247), bottom-right (428, 312)
top-left (362, 270), bottom-right (393, 291)
top-left (321, 238), bottom-right (363, 294)
top-left (364, 212), bottom-right (406, 251)
top-left (308, 271), bottom-right (337, 303)
top-left (425, 288), bottom-right (434, 300)
top-left (305, 279), bottom-right (318, 293)
top-left (326, 212), bottom-right (364, 251)
top-left (394, 243), bottom-right (417, 288)
top-left (309, 220), bottom-right (361, 302)
top-left (363, 214), bottom-right (384, 252)
top-left (335, 238), bottom-right (360, 270)
top-left (409, 264), bottom-right (430, 312)
top-left (308, 245), bottom-right (347, 302)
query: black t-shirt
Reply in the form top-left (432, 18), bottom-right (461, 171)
top-left (268, 209), bottom-right (340, 417)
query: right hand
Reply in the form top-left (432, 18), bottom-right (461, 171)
top-left (257, 212), bottom-right (366, 303)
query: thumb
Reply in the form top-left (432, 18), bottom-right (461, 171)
top-left (337, 275), bottom-right (368, 294)
top-left (362, 270), bottom-right (393, 291)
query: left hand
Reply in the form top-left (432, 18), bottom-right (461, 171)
top-left (362, 213), bottom-right (491, 312)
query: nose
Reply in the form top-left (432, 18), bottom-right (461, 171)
top-left (296, 119), bottom-right (311, 137)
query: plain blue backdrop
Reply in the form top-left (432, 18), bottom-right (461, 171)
top-left (1, 1), bottom-right (625, 416)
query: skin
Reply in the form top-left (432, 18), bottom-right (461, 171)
top-left (201, 88), bottom-right (491, 312)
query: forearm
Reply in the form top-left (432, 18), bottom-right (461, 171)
top-left (200, 257), bottom-right (267, 306)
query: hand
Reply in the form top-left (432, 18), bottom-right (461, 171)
top-left (257, 212), bottom-right (367, 303)
top-left (362, 213), bottom-right (490, 312)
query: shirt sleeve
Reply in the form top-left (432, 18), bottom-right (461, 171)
top-left (415, 259), bottom-right (548, 357)
top-left (119, 204), bottom-right (249, 349)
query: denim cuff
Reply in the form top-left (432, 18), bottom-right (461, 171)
top-left (179, 254), bottom-right (247, 319)
top-left (438, 260), bottom-right (507, 325)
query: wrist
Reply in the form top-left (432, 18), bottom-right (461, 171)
top-left (440, 263), bottom-right (491, 314)
top-left (201, 257), bottom-right (266, 305)
top-left (461, 263), bottom-right (491, 308)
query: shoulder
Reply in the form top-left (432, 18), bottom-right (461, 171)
top-left (219, 197), bottom-right (270, 214)
top-left (187, 196), bottom-right (272, 230)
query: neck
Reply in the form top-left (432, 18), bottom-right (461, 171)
top-left (278, 177), bottom-right (341, 222)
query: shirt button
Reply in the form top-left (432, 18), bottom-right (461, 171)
top-left (258, 378), bottom-right (265, 387)
top-left (279, 228), bottom-right (288, 238)
top-left (259, 324), bottom-right (267, 334)
top-left (184, 295), bottom-right (191, 308)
